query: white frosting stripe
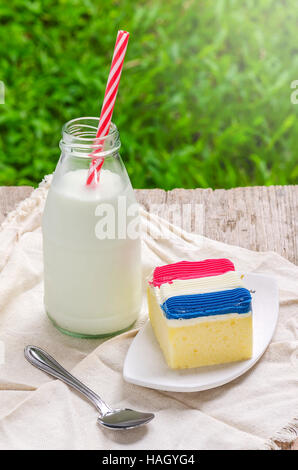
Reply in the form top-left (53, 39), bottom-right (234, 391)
top-left (163, 311), bottom-right (252, 327)
top-left (155, 271), bottom-right (244, 304)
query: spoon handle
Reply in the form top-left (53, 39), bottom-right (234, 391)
top-left (24, 345), bottom-right (111, 416)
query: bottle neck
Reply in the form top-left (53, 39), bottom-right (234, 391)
top-left (59, 117), bottom-right (121, 159)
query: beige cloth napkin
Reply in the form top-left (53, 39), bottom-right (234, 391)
top-left (0, 178), bottom-right (297, 450)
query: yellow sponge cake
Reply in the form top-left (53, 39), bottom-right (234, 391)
top-left (148, 259), bottom-right (253, 369)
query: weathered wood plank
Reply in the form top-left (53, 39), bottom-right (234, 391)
top-left (0, 185), bottom-right (297, 264)
top-left (136, 185), bottom-right (298, 265)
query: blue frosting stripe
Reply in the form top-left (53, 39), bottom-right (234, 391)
top-left (160, 288), bottom-right (252, 320)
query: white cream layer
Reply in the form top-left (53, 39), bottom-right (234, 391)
top-left (162, 311), bottom-right (252, 328)
top-left (154, 271), bottom-right (245, 305)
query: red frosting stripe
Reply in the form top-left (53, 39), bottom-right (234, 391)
top-left (150, 259), bottom-right (235, 287)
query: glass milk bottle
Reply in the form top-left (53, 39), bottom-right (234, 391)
top-left (42, 117), bottom-right (142, 337)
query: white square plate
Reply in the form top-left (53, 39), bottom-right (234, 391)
top-left (123, 273), bottom-right (279, 392)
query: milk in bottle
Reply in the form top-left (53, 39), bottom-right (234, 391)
top-left (42, 118), bottom-right (142, 337)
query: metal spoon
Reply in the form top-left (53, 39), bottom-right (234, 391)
top-left (24, 345), bottom-right (154, 430)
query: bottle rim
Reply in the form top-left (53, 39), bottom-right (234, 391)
top-left (60, 117), bottom-right (121, 157)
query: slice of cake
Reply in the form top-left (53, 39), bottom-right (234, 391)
top-left (147, 259), bottom-right (253, 369)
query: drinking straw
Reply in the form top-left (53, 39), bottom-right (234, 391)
top-left (86, 30), bottom-right (130, 186)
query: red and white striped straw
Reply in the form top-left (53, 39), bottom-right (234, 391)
top-left (86, 30), bottom-right (130, 186)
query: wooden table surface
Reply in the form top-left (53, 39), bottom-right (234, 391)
top-left (0, 184), bottom-right (297, 449)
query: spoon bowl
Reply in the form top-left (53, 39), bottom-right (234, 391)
top-left (98, 408), bottom-right (154, 429)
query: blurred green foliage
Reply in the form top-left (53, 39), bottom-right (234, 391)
top-left (0, 0), bottom-right (297, 188)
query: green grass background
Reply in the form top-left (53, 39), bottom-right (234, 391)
top-left (0, 0), bottom-right (297, 189)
